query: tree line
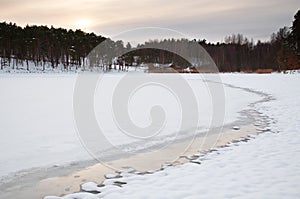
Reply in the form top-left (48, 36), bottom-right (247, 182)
top-left (0, 10), bottom-right (299, 72)
top-left (0, 23), bottom-right (106, 70)
top-left (130, 9), bottom-right (299, 72)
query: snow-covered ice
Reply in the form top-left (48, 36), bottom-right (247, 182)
top-left (0, 73), bottom-right (260, 182)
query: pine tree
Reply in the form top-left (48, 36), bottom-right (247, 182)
top-left (290, 10), bottom-right (300, 67)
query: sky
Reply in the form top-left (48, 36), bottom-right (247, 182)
top-left (0, 0), bottom-right (299, 44)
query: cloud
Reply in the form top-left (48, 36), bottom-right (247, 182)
top-left (0, 0), bottom-right (299, 42)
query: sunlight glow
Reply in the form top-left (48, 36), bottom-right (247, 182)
top-left (76, 19), bottom-right (91, 30)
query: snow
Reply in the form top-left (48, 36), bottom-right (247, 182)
top-left (81, 182), bottom-right (102, 193)
top-left (0, 73), bottom-right (260, 182)
top-left (232, 126), bottom-right (240, 130)
top-left (43, 73), bottom-right (300, 199)
top-left (0, 74), bottom-right (89, 180)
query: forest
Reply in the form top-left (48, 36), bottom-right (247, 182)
top-left (0, 10), bottom-right (299, 72)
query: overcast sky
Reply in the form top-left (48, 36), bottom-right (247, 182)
top-left (0, 0), bottom-right (299, 43)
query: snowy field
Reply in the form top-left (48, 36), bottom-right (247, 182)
top-left (42, 73), bottom-right (300, 199)
top-left (0, 73), bottom-right (299, 198)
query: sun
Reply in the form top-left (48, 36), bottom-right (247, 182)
top-left (76, 19), bottom-right (91, 30)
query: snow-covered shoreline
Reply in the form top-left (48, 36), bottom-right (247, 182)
top-left (0, 123), bottom-right (258, 199)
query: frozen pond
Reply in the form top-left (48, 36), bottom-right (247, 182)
top-left (0, 73), bottom-right (261, 181)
